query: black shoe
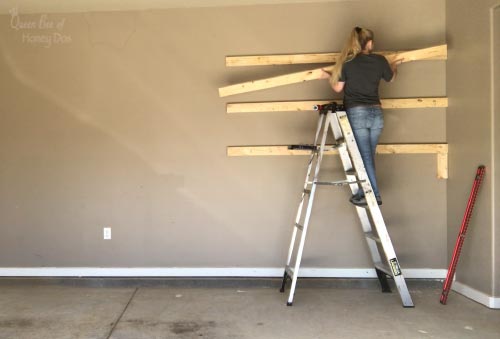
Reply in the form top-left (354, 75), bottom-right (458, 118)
top-left (349, 194), bottom-right (362, 203)
top-left (350, 195), bottom-right (382, 207)
top-left (350, 195), bottom-right (367, 207)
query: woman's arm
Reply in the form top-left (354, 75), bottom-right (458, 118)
top-left (389, 58), bottom-right (404, 82)
top-left (321, 69), bottom-right (344, 93)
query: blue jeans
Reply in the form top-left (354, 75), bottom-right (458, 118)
top-left (346, 105), bottom-right (384, 198)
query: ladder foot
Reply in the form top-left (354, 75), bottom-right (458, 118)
top-left (279, 272), bottom-right (288, 293)
top-left (287, 302), bottom-right (293, 306)
top-left (375, 269), bottom-right (392, 293)
top-left (403, 305), bottom-right (415, 308)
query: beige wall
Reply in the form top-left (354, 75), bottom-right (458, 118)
top-left (446, 0), bottom-right (499, 297)
top-left (0, 1), bottom-right (446, 270)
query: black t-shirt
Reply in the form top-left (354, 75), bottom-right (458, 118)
top-left (339, 53), bottom-right (393, 108)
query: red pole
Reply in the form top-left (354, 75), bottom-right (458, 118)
top-left (440, 165), bottom-right (486, 305)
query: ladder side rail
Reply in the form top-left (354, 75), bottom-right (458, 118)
top-left (287, 113), bottom-right (332, 305)
top-left (330, 114), bottom-right (383, 264)
top-left (300, 112), bottom-right (326, 195)
top-left (299, 112), bottom-right (326, 201)
top-left (339, 146), bottom-right (382, 262)
top-left (336, 111), bottom-right (395, 253)
top-left (286, 115), bottom-right (325, 266)
top-left (363, 194), bottom-right (414, 307)
top-left (337, 110), bottom-right (414, 307)
top-left (329, 110), bottom-right (344, 141)
top-left (329, 114), bottom-right (363, 197)
top-left (284, 114), bottom-right (326, 268)
top-left (287, 181), bottom-right (318, 304)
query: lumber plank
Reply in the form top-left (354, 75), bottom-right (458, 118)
top-left (375, 143), bottom-right (448, 154)
top-left (227, 143), bottom-right (448, 179)
top-left (219, 66), bottom-right (333, 97)
top-left (226, 53), bottom-right (341, 67)
top-left (226, 98), bottom-right (448, 113)
top-left (379, 97), bottom-right (448, 109)
top-left (227, 144), bottom-right (447, 156)
top-left (219, 66), bottom-right (330, 97)
top-left (437, 152), bottom-right (448, 179)
top-left (219, 45), bottom-right (447, 97)
top-left (226, 44), bottom-right (447, 66)
top-left (227, 100), bottom-right (339, 113)
top-left (386, 44), bottom-right (447, 63)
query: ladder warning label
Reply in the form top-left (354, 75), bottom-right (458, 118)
top-left (389, 258), bottom-right (402, 276)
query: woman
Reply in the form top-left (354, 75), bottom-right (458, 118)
top-left (321, 27), bottom-right (402, 206)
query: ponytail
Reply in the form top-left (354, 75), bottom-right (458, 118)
top-left (330, 26), bottom-right (374, 87)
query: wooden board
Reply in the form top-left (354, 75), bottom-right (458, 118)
top-left (219, 66), bottom-right (328, 97)
top-left (226, 98), bottom-right (448, 113)
top-left (226, 53), bottom-right (342, 67)
top-left (387, 44), bottom-right (447, 63)
top-left (437, 153), bottom-right (448, 179)
top-left (219, 45), bottom-right (447, 97)
top-left (227, 144), bottom-right (448, 179)
top-left (219, 66), bottom-right (333, 97)
top-left (227, 144), bottom-right (447, 156)
top-left (226, 44), bottom-right (447, 66)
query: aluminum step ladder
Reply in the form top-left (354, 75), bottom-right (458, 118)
top-left (279, 102), bottom-right (414, 308)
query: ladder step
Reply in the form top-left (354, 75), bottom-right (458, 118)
top-left (285, 266), bottom-right (295, 278)
top-left (303, 189), bottom-right (311, 195)
top-left (289, 143), bottom-right (346, 152)
top-left (312, 180), bottom-right (365, 186)
top-left (365, 231), bottom-right (381, 243)
top-left (288, 145), bottom-right (317, 151)
top-left (374, 262), bottom-right (393, 276)
top-left (324, 142), bottom-right (345, 151)
top-left (295, 223), bottom-right (304, 231)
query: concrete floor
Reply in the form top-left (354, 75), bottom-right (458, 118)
top-left (0, 279), bottom-right (498, 339)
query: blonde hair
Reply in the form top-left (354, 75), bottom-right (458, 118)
top-left (330, 26), bottom-right (374, 87)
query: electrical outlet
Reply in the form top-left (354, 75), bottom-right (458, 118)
top-left (103, 227), bottom-right (111, 240)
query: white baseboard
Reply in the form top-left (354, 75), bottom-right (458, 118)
top-left (452, 281), bottom-right (500, 309)
top-left (0, 267), bottom-right (446, 279)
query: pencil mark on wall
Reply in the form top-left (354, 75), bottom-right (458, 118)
top-left (83, 11), bottom-right (138, 50)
